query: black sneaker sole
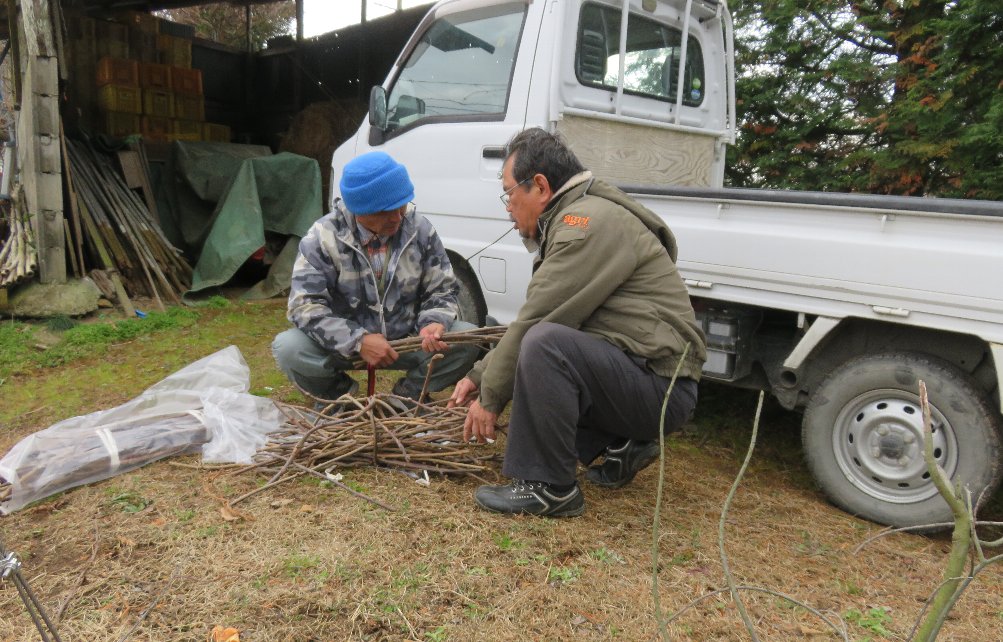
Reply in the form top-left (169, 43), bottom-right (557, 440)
top-left (474, 495), bottom-right (586, 517)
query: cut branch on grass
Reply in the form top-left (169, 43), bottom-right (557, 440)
top-left (652, 342), bottom-right (689, 640)
top-left (290, 461), bottom-right (397, 511)
top-left (54, 517), bottom-right (100, 623)
top-left (665, 585), bottom-right (848, 640)
top-left (113, 561), bottom-right (184, 642)
top-left (665, 385), bottom-right (846, 642)
top-left (718, 391), bottom-right (764, 642)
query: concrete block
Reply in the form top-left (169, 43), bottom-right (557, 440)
top-left (28, 56), bottom-right (59, 96)
top-left (37, 133), bottom-right (61, 174)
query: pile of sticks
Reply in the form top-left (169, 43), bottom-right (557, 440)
top-left (230, 395), bottom-right (503, 511)
top-left (63, 136), bottom-right (192, 312)
top-left (0, 188), bottom-right (37, 288)
top-left (231, 327), bottom-right (508, 508)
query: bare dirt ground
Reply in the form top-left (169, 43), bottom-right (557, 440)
top-left (1, 298), bottom-right (1001, 641)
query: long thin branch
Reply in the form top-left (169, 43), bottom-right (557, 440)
top-left (114, 561), bottom-right (183, 642)
top-left (665, 585), bottom-right (848, 641)
top-left (652, 343), bottom-right (689, 640)
top-left (718, 391), bottom-right (764, 642)
top-left (852, 521), bottom-right (1003, 555)
top-left (55, 518), bottom-right (100, 623)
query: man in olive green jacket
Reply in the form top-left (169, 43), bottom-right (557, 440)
top-left (449, 128), bottom-right (707, 517)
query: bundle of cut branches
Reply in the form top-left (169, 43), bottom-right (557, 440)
top-left (0, 188), bottom-right (38, 288)
top-left (230, 395), bottom-right (503, 510)
top-left (348, 325), bottom-right (507, 369)
top-left (0, 416), bottom-right (209, 512)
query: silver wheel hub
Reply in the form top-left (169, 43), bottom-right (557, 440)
top-left (832, 389), bottom-right (958, 504)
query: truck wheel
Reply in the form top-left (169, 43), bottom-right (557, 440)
top-left (802, 352), bottom-right (1003, 529)
top-left (454, 264), bottom-right (487, 327)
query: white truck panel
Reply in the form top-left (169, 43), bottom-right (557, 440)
top-left (640, 193), bottom-right (1003, 342)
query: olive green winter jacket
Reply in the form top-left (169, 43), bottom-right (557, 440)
top-left (468, 173), bottom-right (707, 414)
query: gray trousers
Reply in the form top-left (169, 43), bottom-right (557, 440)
top-left (271, 319), bottom-right (480, 400)
top-left (503, 322), bottom-right (699, 486)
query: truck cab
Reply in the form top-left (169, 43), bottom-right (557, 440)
top-left (330, 0), bottom-right (734, 325)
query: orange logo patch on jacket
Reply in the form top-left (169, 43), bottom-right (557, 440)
top-left (562, 214), bottom-right (590, 230)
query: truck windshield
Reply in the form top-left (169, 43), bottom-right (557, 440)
top-left (385, 3), bottom-right (527, 132)
top-left (577, 3), bottom-right (705, 107)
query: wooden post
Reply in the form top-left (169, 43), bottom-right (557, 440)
top-left (245, 4), bottom-right (251, 52)
top-left (296, 0), bottom-right (304, 42)
top-left (16, 0), bottom-right (66, 284)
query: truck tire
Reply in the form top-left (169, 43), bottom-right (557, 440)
top-left (454, 263), bottom-right (487, 327)
top-left (802, 352), bottom-right (1003, 529)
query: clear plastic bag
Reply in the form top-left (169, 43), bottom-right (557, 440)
top-left (0, 346), bottom-right (281, 513)
top-left (200, 386), bottom-right (282, 464)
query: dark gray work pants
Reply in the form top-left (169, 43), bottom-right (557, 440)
top-left (502, 322), bottom-right (698, 486)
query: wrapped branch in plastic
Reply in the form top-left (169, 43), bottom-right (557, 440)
top-left (0, 346), bottom-right (282, 513)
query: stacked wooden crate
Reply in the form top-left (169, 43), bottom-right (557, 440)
top-left (139, 62), bottom-right (174, 141)
top-left (95, 57), bottom-right (142, 138)
top-left (169, 66), bottom-right (205, 142)
top-left (70, 10), bottom-right (230, 143)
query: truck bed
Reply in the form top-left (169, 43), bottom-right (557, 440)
top-left (624, 185), bottom-right (1003, 344)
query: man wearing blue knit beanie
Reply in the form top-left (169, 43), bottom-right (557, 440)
top-left (272, 151), bottom-right (479, 406)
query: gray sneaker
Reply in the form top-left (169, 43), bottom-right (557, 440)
top-left (585, 439), bottom-right (661, 488)
top-left (474, 480), bottom-right (585, 517)
top-left (391, 378), bottom-right (430, 402)
top-left (312, 379), bottom-right (360, 415)
top-left (387, 378), bottom-right (432, 414)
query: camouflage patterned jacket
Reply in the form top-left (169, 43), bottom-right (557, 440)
top-left (287, 200), bottom-right (461, 357)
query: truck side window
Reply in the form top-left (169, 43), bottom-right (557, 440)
top-left (385, 3), bottom-right (527, 134)
top-left (575, 3), bottom-right (705, 107)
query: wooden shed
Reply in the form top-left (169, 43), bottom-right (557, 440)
top-left (0, 0), bottom-right (428, 308)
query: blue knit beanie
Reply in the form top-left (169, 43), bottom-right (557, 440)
top-left (339, 151), bottom-right (414, 215)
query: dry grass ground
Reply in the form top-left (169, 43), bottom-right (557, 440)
top-left (1, 298), bottom-right (1002, 641)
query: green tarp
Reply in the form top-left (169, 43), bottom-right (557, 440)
top-left (155, 142), bottom-right (322, 300)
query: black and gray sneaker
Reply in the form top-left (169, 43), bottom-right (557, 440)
top-left (311, 379), bottom-right (360, 416)
top-left (387, 378), bottom-right (432, 414)
top-left (474, 480), bottom-right (585, 517)
top-left (585, 439), bottom-right (661, 488)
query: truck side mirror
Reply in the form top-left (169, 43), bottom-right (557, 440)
top-left (369, 86), bottom-right (388, 131)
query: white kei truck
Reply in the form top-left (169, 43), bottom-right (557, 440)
top-left (328, 0), bottom-right (1003, 529)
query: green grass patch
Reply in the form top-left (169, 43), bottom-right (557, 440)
top-left (0, 306), bottom-right (200, 378)
top-left (844, 606), bottom-right (893, 637)
top-left (589, 547), bottom-right (625, 564)
top-left (547, 565), bottom-right (581, 584)
top-left (283, 553), bottom-right (322, 579)
top-left (106, 487), bottom-right (151, 513)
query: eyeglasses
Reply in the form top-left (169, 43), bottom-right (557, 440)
top-left (499, 178), bottom-right (531, 207)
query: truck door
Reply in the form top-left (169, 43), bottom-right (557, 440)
top-left (335, 0), bottom-right (546, 295)
top-left (328, 0), bottom-right (549, 321)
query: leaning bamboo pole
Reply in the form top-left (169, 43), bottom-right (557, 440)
top-left (63, 139), bottom-right (192, 305)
